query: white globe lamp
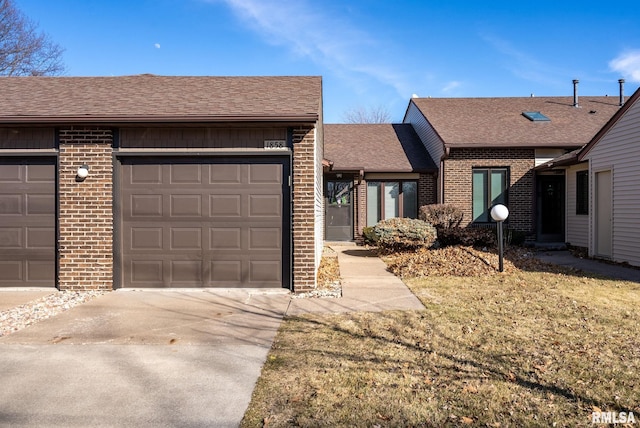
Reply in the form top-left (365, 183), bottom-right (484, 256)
top-left (490, 204), bottom-right (509, 272)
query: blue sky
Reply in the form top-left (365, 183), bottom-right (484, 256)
top-left (17, 0), bottom-right (640, 122)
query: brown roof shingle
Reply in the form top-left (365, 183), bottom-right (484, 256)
top-left (410, 96), bottom-right (622, 149)
top-left (324, 123), bottom-right (437, 173)
top-left (0, 75), bottom-right (322, 123)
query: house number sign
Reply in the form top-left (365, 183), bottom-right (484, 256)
top-left (264, 140), bottom-right (287, 150)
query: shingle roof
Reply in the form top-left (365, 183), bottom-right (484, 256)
top-left (409, 96), bottom-right (622, 149)
top-left (324, 123), bottom-right (437, 173)
top-left (0, 75), bottom-right (322, 123)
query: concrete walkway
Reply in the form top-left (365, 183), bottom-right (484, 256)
top-left (536, 250), bottom-right (640, 283)
top-left (286, 244), bottom-right (425, 316)
top-left (0, 245), bottom-right (423, 428)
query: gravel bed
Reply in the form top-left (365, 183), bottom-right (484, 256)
top-left (0, 290), bottom-right (106, 337)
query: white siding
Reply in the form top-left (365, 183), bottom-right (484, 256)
top-left (584, 98), bottom-right (640, 267)
top-left (535, 149), bottom-right (566, 167)
top-left (565, 163), bottom-right (589, 248)
top-left (314, 124), bottom-right (324, 274)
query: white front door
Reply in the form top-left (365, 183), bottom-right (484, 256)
top-left (595, 170), bottom-right (612, 258)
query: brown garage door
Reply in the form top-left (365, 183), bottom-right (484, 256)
top-left (0, 159), bottom-right (56, 287)
top-left (120, 157), bottom-right (289, 288)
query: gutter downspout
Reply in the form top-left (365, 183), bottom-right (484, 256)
top-left (439, 147), bottom-right (451, 204)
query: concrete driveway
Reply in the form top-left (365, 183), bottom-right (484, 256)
top-left (0, 289), bottom-right (291, 428)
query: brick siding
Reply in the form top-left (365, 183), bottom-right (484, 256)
top-left (292, 126), bottom-right (317, 292)
top-left (58, 127), bottom-right (114, 290)
top-left (444, 148), bottom-right (535, 232)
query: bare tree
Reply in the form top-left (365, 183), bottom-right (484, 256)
top-left (0, 0), bottom-right (65, 76)
top-left (342, 105), bottom-right (392, 123)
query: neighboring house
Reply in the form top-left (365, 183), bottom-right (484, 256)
top-left (323, 124), bottom-right (437, 241)
top-left (540, 86), bottom-right (640, 266)
top-left (0, 75), bottom-right (323, 292)
top-left (403, 87), bottom-right (623, 242)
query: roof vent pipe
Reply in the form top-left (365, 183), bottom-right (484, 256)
top-left (572, 79), bottom-right (579, 108)
top-left (619, 79), bottom-right (625, 106)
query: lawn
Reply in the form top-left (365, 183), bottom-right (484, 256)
top-left (242, 247), bottom-right (640, 427)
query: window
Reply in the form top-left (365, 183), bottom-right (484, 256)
top-left (472, 168), bottom-right (508, 222)
top-left (366, 181), bottom-right (417, 226)
top-left (576, 170), bottom-right (588, 215)
top-left (522, 111), bottom-right (551, 122)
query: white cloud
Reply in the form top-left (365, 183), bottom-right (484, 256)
top-left (154, 43), bottom-right (161, 49)
top-left (208, 0), bottom-right (412, 98)
top-left (442, 80), bottom-right (462, 93)
top-left (481, 32), bottom-right (564, 87)
top-left (609, 51), bottom-right (640, 82)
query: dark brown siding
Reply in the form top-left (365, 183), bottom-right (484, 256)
top-left (120, 127), bottom-right (288, 149)
top-left (0, 128), bottom-right (55, 149)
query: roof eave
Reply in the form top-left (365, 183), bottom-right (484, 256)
top-left (0, 114), bottom-right (319, 125)
top-left (447, 143), bottom-right (584, 149)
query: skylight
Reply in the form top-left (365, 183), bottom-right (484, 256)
top-left (522, 111), bottom-right (550, 122)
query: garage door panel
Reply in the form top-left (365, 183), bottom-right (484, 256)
top-left (0, 165), bottom-right (21, 182)
top-left (210, 164), bottom-right (241, 184)
top-left (130, 260), bottom-right (164, 283)
top-left (171, 260), bottom-right (202, 282)
top-left (121, 158), bottom-right (288, 288)
top-left (170, 228), bottom-right (202, 250)
top-left (26, 164), bottom-right (55, 183)
top-left (210, 261), bottom-right (242, 283)
top-left (26, 260), bottom-right (55, 282)
top-left (0, 228), bottom-right (22, 247)
top-left (210, 195), bottom-right (242, 217)
top-left (170, 164), bottom-right (202, 184)
top-left (249, 195), bottom-right (281, 217)
top-left (27, 194), bottom-right (55, 215)
top-left (130, 164), bottom-right (162, 184)
top-left (249, 228), bottom-right (281, 250)
top-left (249, 261), bottom-right (281, 284)
top-left (170, 194), bottom-right (202, 217)
top-left (0, 194), bottom-right (22, 214)
top-left (130, 194), bottom-right (163, 217)
top-left (26, 227), bottom-right (55, 249)
top-left (131, 227), bottom-right (163, 250)
top-left (249, 164), bottom-right (282, 184)
top-left (210, 227), bottom-right (241, 250)
top-left (0, 160), bottom-right (55, 287)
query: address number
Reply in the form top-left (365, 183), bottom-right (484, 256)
top-left (264, 140), bottom-right (287, 150)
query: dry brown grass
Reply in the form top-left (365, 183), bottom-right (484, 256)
top-left (242, 248), bottom-right (640, 427)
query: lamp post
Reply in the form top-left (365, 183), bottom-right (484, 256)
top-left (490, 204), bottom-right (509, 272)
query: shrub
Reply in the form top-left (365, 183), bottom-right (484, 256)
top-left (361, 226), bottom-right (378, 245)
top-left (373, 217), bottom-right (437, 251)
top-left (419, 204), bottom-right (464, 230)
top-left (505, 229), bottom-right (527, 246)
top-left (437, 227), bottom-right (496, 248)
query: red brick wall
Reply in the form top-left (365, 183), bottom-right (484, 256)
top-left (418, 173), bottom-right (437, 209)
top-left (292, 126), bottom-right (317, 293)
top-left (58, 127), bottom-right (114, 290)
top-left (443, 148), bottom-right (535, 232)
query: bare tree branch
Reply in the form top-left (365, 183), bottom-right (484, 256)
top-left (0, 0), bottom-right (65, 76)
top-left (342, 105), bottom-right (392, 124)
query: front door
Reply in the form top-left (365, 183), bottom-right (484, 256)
top-left (325, 180), bottom-right (353, 241)
top-left (537, 174), bottom-right (565, 242)
top-left (595, 170), bottom-right (612, 257)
